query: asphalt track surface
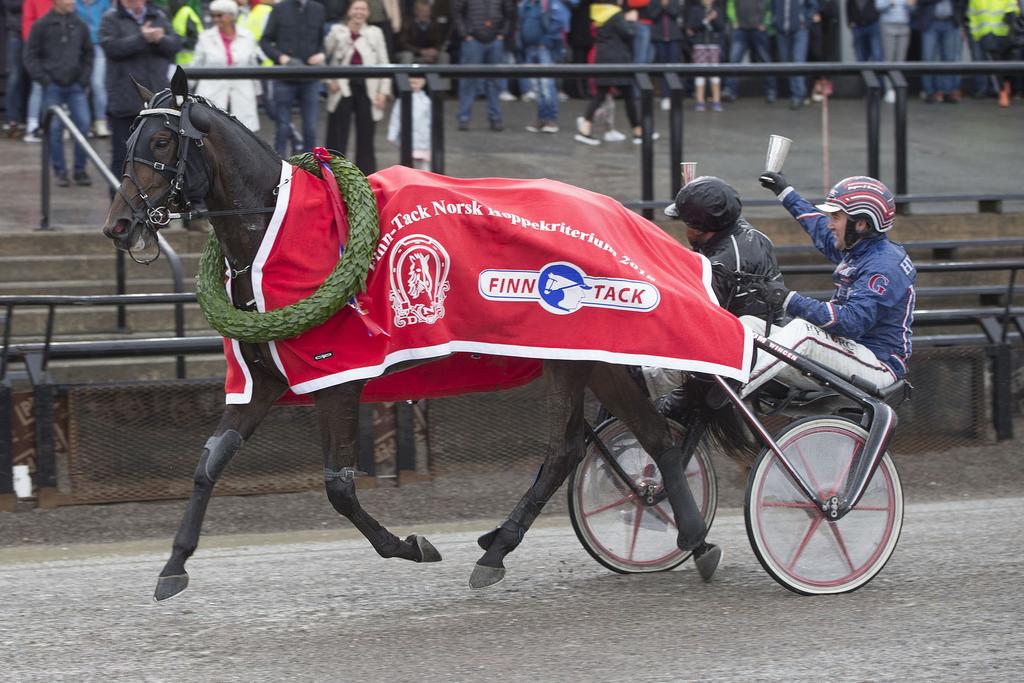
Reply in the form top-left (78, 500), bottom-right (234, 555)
top-left (2, 496), bottom-right (1022, 682)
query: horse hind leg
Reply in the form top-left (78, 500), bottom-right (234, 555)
top-left (588, 364), bottom-right (712, 556)
top-left (470, 360), bottom-right (594, 589)
top-left (317, 383), bottom-right (441, 565)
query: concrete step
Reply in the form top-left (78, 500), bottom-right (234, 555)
top-left (0, 277), bottom-right (198, 296)
top-left (46, 355), bottom-right (228, 384)
top-left (4, 303), bottom-right (213, 337)
top-left (0, 253), bottom-right (201, 284)
top-left (0, 228), bottom-right (210, 257)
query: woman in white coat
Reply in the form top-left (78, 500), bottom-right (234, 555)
top-left (192, 0), bottom-right (263, 132)
top-left (324, 0), bottom-right (391, 174)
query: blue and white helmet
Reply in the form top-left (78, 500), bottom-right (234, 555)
top-left (815, 176), bottom-right (896, 233)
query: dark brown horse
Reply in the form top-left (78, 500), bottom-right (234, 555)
top-left (102, 70), bottom-right (719, 602)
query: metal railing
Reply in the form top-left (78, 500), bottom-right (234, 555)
top-left (186, 61), bottom-right (1024, 218)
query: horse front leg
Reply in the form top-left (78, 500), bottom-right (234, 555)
top-left (589, 364), bottom-right (721, 579)
top-left (471, 360), bottom-right (594, 589)
top-left (316, 382), bottom-right (441, 564)
top-left (154, 372), bottom-right (287, 601)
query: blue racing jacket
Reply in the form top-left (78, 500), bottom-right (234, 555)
top-left (780, 189), bottom-right (917, 377)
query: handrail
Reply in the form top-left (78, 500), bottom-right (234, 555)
top-left (38, 105), bottom-right (188, 377)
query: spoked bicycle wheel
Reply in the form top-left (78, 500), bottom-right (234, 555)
top-left (745, 416), bottom-right (903, 595)
top-left (568, 418), bottom-right (718, 574)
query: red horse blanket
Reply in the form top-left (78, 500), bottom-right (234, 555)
top-left (224, 162), bottom-right (751, 404)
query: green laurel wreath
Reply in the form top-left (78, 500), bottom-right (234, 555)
top-left (195, 152), bottom-right (380, 343)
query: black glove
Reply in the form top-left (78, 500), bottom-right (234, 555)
top-left (753, 278), bottom-right (792, 309)
top-left (758, 171), bottom-right (789, 196)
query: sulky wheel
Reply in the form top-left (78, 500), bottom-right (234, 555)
top-left (568, 417), bottom-right (717, 574)
top-left (744, 416), bottom-right (904, 595)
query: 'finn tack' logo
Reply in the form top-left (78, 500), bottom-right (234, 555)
top-left (479, 261), bottom-right (660, 315)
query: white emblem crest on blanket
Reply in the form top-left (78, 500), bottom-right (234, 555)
top-left (389, 234), bottom-right (451, 327)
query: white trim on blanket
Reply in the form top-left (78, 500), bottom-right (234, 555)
top-left (251, 160), bottom-right (295, 383)
top-left (283, 337), bottom-right (752, 397)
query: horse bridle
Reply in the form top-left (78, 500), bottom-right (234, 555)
top-left (121, 89), bottom-right (276, 264)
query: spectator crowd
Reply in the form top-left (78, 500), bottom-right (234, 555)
top-left (1, 0), bottom-right (1021, 180)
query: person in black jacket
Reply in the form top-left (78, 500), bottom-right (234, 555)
top-left (574, 2), bottom-right (644, 145)
top-left (99, 0), bottom-right (180, 185)
top-left (25, 0), bottom-right (95, 186)
top-left (453, 0), bottom-right (516, 131)
top-left (260, 0), bottom-right (327, 155)
top-left (3, 0), bottom-right (26, 136)
top-left (649, 0), bottom-right (684, 110)
top-left (664, 175), bottom-right (784, 321)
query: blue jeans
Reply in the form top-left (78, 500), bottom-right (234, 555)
top-left (523, 44), bottom-right (558, 121)
top-left (272, 80), bottom-right (320, 156)
top-left (44, 83), bottom-right (91, 173)
top-left (851, 23), bottom-right (883, 62)
top-left (775, 29), bottom-right (809, 101)
top-left (921, 19), bottom-right (960, 95)
top-left (27, 81), bottom-right (43, 129)
top-left (653, 40), bottom-right (682, 96)
top-left (458, 37), bottom-right (504, 124)
top-left (724, 29), bottom-right (775, 99)
top-left (90, 45), bottom-right (107, 123)
top-left (5, 33), bottom-right (24, 123)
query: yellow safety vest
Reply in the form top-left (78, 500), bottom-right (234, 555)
top-left (172, 6), bottom-right (204, 65)
top-left (238, 4), bottom-right (273, 65)
top-left (968, 0), bottom-right (1019, 41)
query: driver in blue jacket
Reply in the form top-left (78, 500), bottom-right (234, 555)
top-left (749, 172), bottom-right (917, 397)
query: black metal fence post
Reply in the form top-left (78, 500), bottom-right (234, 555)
top-left (394, 73), bottom-right (414, 168)
top-left (39, 108), bottom-right (52, 231)
top-left (357, 404), bottom-right (377, 478)
top-left (861, 70), bottom-right (881, 179)
top-left (23, 352), bottom-right (58, 506)
top-left (425, 73), bottom-right (448, 174)
top-left (395, 401), bottom-right (416, 484)
top-left (0, 381), bottom-right (15, 511)
top-left (890, 70), bottom-right (909, 213)
top-left (990, 343), bottom-right (1014, 440)
top-left (635, 73), bottom-right (655, 221)
top-left (665, 72), bottom-right (685, 201)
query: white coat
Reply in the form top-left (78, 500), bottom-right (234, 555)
top-left (323, 23), bottom-right (392, 117)
top-left (192, 26), bottom-right (263, 132)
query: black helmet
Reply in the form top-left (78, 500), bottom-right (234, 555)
top-left (664, 176), bottom-right (742, 232)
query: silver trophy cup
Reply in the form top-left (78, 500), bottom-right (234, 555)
top-left (680, 161), bottom-right (698, 185)
top-left (765, 135), bottom-right (793, 173)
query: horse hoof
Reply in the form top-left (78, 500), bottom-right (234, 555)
top-left (469, 563), bottom-right (506, 589)
top-left (413, 534), bottom-right (442, 563)
top-left (154, 573), bottom-right (189, 602)
top-left (693, 543), bottom-right (722, 582)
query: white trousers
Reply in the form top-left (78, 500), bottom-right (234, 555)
top-left (739, 317), bottom-right (898, 398)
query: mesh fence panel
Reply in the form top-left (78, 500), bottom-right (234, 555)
top-left (63, 379), bottom-right (323, 504)
top-left (47, 344), bottom-right (1009, 504)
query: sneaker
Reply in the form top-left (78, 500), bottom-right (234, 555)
top-left (498, 91), bottom-right (516, 102)
top-left (540, 122), bottom-right (560, 134)
top-left (789, 98), bottom-right (803, 110)
top-left (660, 97), bottom-right (670, 111)
top-left (557, 91), bottom-right (569, 102)
top-left (23, 129), bottom-right (42, 143)
top-left (458, 120), bottom-right (470, 131)
top-left (489, 119), bottom-right (503, 132)
top-left (883, 89), bottom-right (896, 104)
top-left (525, 121), bottom-right (544, 133)
top-left (694, 102), bottom-right (706, 112)
top-left (73, 170), bottom-right (92, 186)
top-left (925, 92), bottom-right (944, 104)
top-left (721, 91), bottom-right (736, 103)
top-left (631, 131), bottom-right (661, 144)
top-left (54, 170), bottom-right (70, 187)
top-left (93, 119), bottom-right (111, 138)
top-left (521, 90), bottom-right (537, 102)
top-left (602, 129), bottom-right (627, 142)
top-left (765, 94), bottom-right (777, 104)
top-left (811, 91), bottom-right (824, 103)
top-left (711, 102), bottom-right (723, 112)
top-left (574, 132), bottom-right (601, 145)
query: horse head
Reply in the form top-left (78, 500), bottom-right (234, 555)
top-left (102, 66), bottom-right (279, 265)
